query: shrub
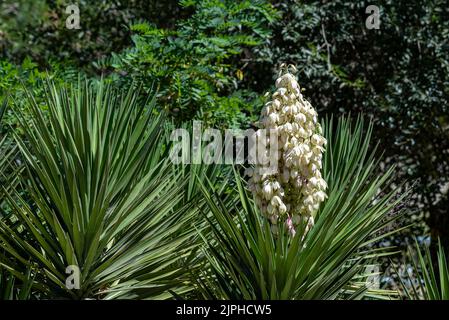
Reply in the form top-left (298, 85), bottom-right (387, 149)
top-left (109, 0), bottom-right (278, 128)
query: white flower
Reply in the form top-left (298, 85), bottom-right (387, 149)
top-left (314, 191), bottom-right (327, 202)
top-left (304, 195), bottom-right (314, 206)
top-left (248, 65), bottom-right (327, 236)
top-left (291, 104), bottom-right (299, 114)
top-left (312, 146), bottom-right (323, 155)
top-left (298, 127), bottom-right (309, 139)
top-left (271, 195), bottom-right (282, 207)
top-left (317, 178), bottom-right (327, 190)
top-left (262, 184), bottom-right (273, 200)
top-left (271, 181), bottom-right (281, 191)
top-left (311, 134), bottom-right (324, 146)
top-left (283, 122), bottom-right (293, 133)
top-left (272, 99), bottom-right (281, 110)
top-left (268, 112), bottom-right (279, 124)
top-left (277, 88), bottom-right (287, 97)
top-left (294, 113), bottom-right (307, 123)
top-left (279, 203), bottom-right (287, 214)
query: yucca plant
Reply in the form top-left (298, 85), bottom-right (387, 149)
top-left (0, 267), bottom-right (35, 300)
top-left (397, 239), bottom-right (449, 300)
top-left (1, 97), bottom-right (32, 299)
top-left (1, 96), bottom-right (25, 232)
top-left (0, 80), bottom-right (200, 299)
top-left (196, 116), bottom-right (408, 300)
top-left (0, 97), bottom-right (7, 205)
top-left (0, 97), bottom-right (17, 209)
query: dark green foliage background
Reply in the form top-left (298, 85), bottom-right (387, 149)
top-left (1, 0), bottom-right (448, 251)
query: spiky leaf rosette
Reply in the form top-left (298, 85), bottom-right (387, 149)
top-left (197, 116), bottom-right (407, 300)
top-left (0, 80), bottom-right (199, 299)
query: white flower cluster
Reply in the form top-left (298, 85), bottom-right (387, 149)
top-left (247, 65), bottom-right (328, 236)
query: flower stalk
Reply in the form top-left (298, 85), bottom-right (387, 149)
top-left (247, 64), bottom-right (327, 236)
